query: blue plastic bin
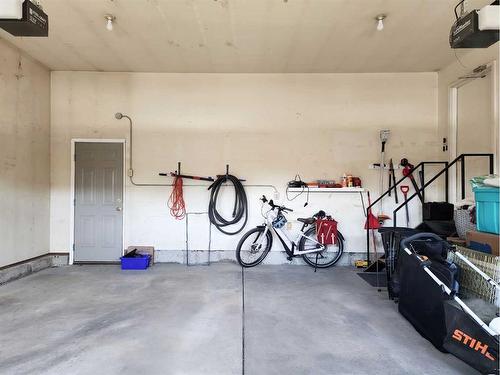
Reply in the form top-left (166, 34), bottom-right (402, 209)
top-left (473, 186), bottom-right (499, 235)
top-left (120, 254), bottom-right (151, 270)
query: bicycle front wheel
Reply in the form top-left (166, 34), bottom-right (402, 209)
top-left (299, 226), bottom-right (344, 268)
top-left (236, 227), bottom-right (272, 267)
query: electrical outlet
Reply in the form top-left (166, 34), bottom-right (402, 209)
top-left (273, 191), bottom-right (280, 200)
top-left (442, 138), bottom-right (448, 152)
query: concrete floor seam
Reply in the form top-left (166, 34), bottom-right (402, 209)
top-left (241, 267), bottom-right (246, 375)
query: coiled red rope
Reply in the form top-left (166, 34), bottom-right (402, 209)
top-left (168, 176), bottom-right (186, 220)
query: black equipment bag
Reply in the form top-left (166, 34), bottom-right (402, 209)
top-left (391, 231), bottom-right (454, 299)
top-left (415, 220), bottom-right (457, 238)
top-left (407, 237), bottom-right (452, 263)
top-left (397, 233), bottom-right (460, 352)
top-left (423, 202), bottom-right (454, 221)
top-left (443, 301), bottom-right (499, 374)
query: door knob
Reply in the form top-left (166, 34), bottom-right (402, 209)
top-left (116, 207), bottom-right (122, 211)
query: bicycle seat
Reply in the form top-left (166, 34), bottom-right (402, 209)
top-left (297, 217), bottom-right (315, 225)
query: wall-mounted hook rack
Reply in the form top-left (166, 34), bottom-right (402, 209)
top-left (215, 164), bottom-right (246, 182)
top-left (159, 161), bottom-right (214, 182)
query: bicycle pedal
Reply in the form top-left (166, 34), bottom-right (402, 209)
top-left (287, 256), bottom-right (293, 262)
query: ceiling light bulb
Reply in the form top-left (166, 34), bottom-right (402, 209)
top-left (377, 19), bottom-right (384, 31)
top-left (375, 14), bottom-right (386, 31)
top-left (105, 15), bottom-right (115, 31)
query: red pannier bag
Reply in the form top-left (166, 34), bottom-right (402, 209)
top-left (316, 218), bottom-right (338, 245)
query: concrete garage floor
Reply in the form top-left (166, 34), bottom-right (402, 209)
top-left (0, 264), bottom-right (476, 375)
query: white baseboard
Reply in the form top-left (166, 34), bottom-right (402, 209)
top-left (154, 249), bottom-right (367, 266)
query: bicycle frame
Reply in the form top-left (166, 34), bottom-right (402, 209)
top-left (258, 209), bottom-right (325, 257)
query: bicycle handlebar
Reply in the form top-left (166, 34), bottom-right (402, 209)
top-left (260, 195), bottom-right (293, 212)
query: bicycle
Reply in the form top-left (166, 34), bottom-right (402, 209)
top-left (236, 195), bottom-right (344, 268)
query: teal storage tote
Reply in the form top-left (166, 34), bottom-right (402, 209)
top-left (473, 186), bottom-right (499, 235)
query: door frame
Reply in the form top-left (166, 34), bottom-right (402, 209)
top-left (447, 60), bottom-right (498, 203)
top-left (70, 139), bottom-right (126, 264)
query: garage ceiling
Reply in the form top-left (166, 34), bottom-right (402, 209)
top-left (0, 0), bottom-right (493, 73)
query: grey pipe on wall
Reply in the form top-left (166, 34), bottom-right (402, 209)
top-left (114, 113), bottom-right (278, 193)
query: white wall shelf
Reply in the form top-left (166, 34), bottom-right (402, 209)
top-left (288, 187), bottom-right (364, 193)
top-left (368, 164), bottom-right (403, 170)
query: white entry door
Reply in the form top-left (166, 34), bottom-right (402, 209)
top-left (74, 142), bottom-right (124, 262)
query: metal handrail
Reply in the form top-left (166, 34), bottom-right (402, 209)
top-left (392, 153), bottom-right (494, 227)
top-left (366, 161), bottom-right (449, 212)
top-left (367, 162), bottom-right (423, 210)
top-left (365, 161), bottom-right (448, 263)
top-left (364, 153), bottom-right (494, 264)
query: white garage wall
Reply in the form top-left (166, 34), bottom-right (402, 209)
top-left (50, 72), bottom-right (440, 262)
top-left (0, 39), bottom-right (50, 268)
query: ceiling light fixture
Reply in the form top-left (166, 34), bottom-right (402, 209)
top-left (375, 14), bottom-right (386, 31)
top-left (105, 14), bottom-right (115, 31)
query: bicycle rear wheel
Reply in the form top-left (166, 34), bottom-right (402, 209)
top-left (299, 226), bottom-right (344, 268)
top-left (236, 227), bottom-right (272, 267)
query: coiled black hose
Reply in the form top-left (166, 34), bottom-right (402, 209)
top-left (208, 174), bottom-right (248, 235)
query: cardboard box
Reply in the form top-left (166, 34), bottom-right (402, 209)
top-left (446, 237), bottom-right (467, 247)
top-left (126, 246), bottom-right (155, 264)
top-left (466, 230), bottom-right (499, 256)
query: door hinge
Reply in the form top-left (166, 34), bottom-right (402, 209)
top-left (72, 243), bottom-right (75, 251)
